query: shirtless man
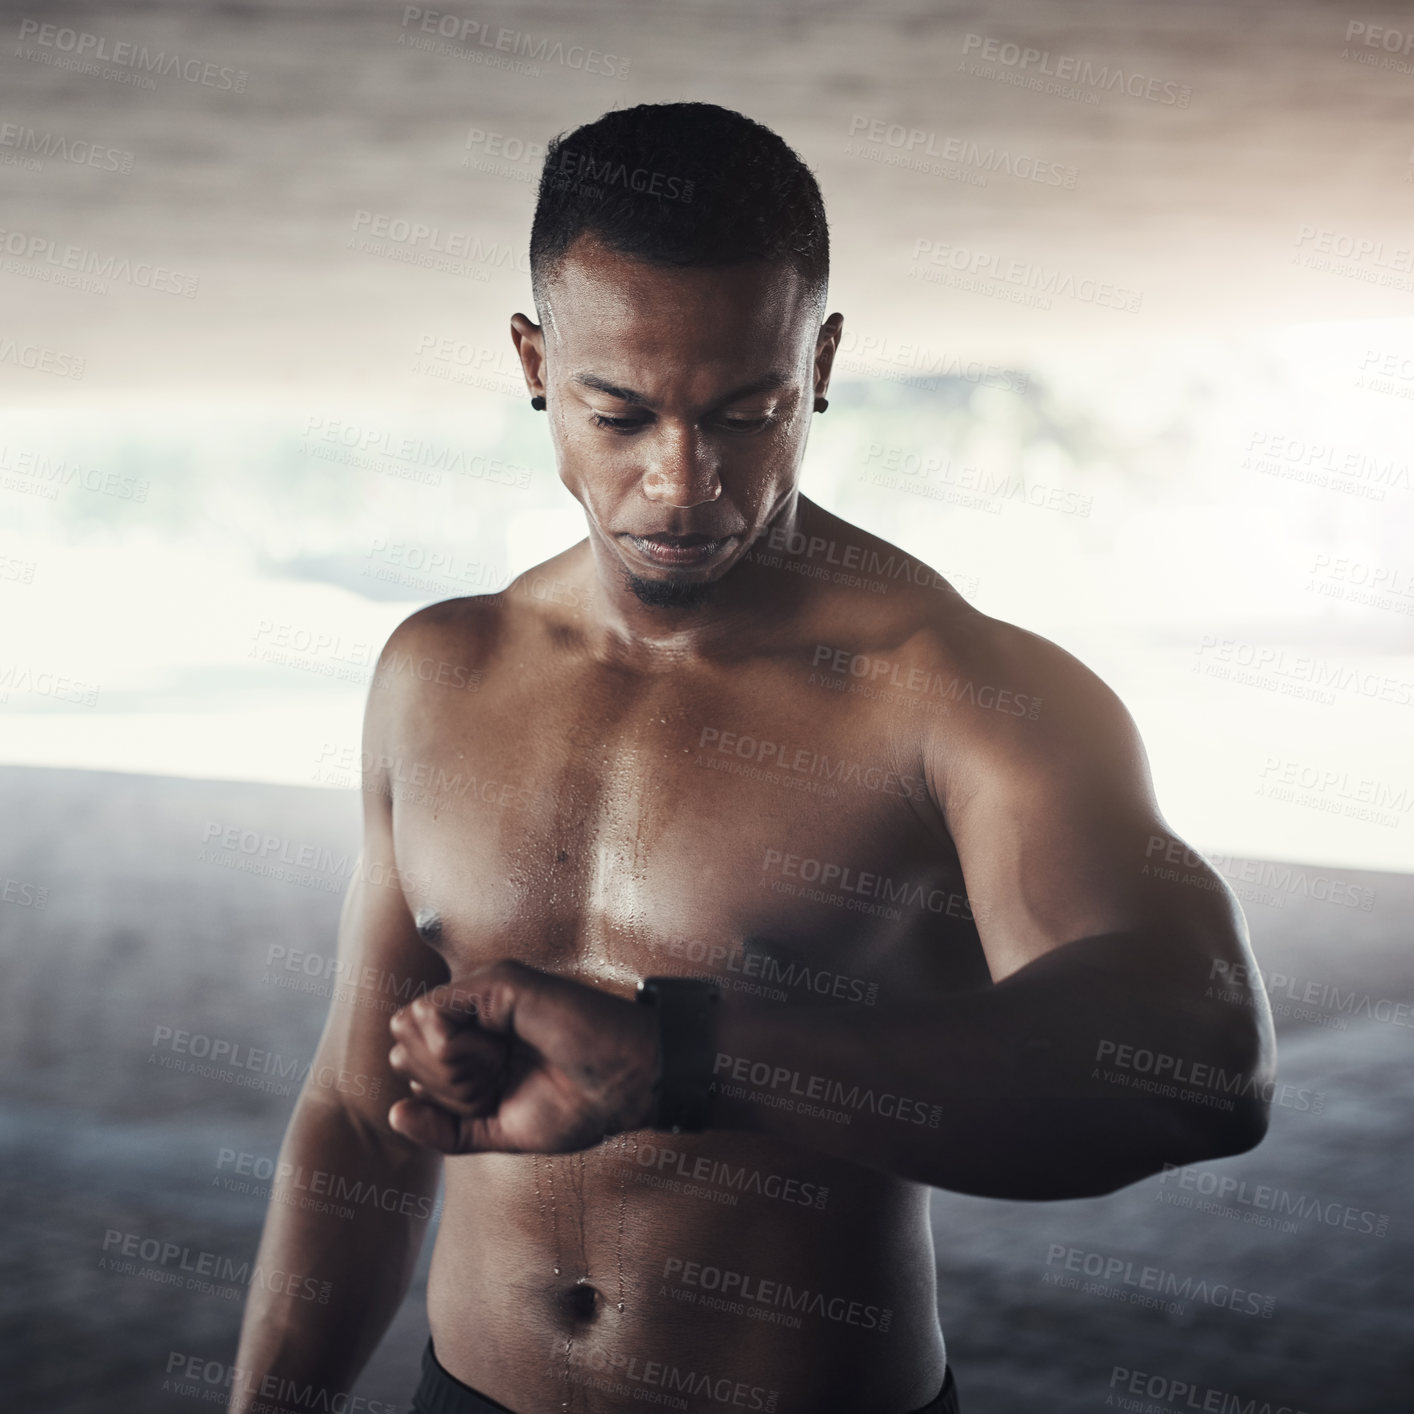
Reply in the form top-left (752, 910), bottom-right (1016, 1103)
top-left (231, 102), bottom-right (1274, 1414)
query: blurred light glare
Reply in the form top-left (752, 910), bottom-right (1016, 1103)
top-left (2, 329), bottom-right (1412, 871)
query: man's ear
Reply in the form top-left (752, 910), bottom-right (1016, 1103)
top-left (814, 312), bottom-right (844, 401)
top-left (510, 313), bottom-right (546, 399)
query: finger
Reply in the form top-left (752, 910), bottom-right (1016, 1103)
top-left (404, 1076), bottom-right (485, 1115)
top-left (394, 994), bottom-right (509, 1071)
top-left (389, 1098), bottom-right (526, 1156)
top-left (409, 993), bottom-right (461, 1042)
top-left (432, 960), bottom-right (546, 1038)
top-left (389, 1039), bottom-right (505, 1116)
top-left (446, 1106), bottom-right (597, 1156)
top-left (405, 998), bottom-right (514, 1077)
top-left (391, 1018), bottom-right (506, 1073)
top-left (391, 997), bottom-right (455, 1062)
top-left (388, 1097), bottom-right (467, 1153)
top-left (390, 995), bottom-right (475, 1055)
top-left (426, 980), bottom-right (487, 1027)
top-left (390, 995), bottom-right (460, 1046)
top-left (448, 1112), bottom-right (511, 1154)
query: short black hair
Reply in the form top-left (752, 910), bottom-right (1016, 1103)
top-left (529, 102), bottom-right (829, 312)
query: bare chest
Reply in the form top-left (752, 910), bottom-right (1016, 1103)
top-left (388, 656), bottom-right (985, 1003)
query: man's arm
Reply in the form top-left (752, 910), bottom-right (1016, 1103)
top-left (230, 645), bottom-right (449, 1413)
top-left (387, 622), bottom-right (1283, 1204)
top-left (386, 620), bottom-right (1276, 1202)
top-left (708, 621), bottom-right (1277, 1197)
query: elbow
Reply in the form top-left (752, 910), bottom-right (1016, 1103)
top-left (1136, 1021), bottom-right (1276, 1178)
top-left (1072, 1059), bottom-right (1276, 1200)
top-left (1164, 1093), bottom-right (1270, 1169)
top-left (1036, 1096), bottom-right (1271, 1202)
top-left (1162, 992), bottom-right (1277, 1154)
top-left (1211, 1079), bottom-right (1272, 1157)
top-left (1204, 1006), bottom-right (1277, 1156)
top-left (912, 1091), bottom-right (1269, 1203)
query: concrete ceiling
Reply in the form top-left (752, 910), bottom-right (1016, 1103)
top-left (3, 0), bottom-right (1413, 403)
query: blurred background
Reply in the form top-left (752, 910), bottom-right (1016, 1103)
top-left (1, 1), bottom-right (1411, 1410)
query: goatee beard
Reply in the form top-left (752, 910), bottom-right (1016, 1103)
top-left (623, 571), bottom-right (717, 610)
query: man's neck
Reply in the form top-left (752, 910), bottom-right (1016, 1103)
top-left (575, 490), bottom-right (817, 667)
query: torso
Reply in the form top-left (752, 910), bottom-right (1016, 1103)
top-left (382, 526), bottom-right (993, 1414)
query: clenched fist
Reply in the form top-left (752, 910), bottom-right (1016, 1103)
top-left (386, 959), bottom-right (660, 1155)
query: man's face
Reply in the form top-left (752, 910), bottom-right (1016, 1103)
top-left (513, 234), bottom-right (839, 608)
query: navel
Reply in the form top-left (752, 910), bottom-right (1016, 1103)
top-left (559, 1278), bottom-right (601, 1322)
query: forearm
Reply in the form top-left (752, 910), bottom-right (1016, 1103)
top-left (230, 1092), bottom-right (441, 1414)
top-left (707, 931), bottom-right (1273, 1199)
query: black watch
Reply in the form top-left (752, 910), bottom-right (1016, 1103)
top-left (635, 975), bottom-right (722, 1133)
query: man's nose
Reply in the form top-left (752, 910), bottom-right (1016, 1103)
top-left (639, 425), bottom-right (722, 508)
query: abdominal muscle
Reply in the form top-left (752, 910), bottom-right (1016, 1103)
top-left (425, 1133), bottom-right (948, 1414)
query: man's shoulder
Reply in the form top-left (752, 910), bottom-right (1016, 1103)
top-left (371, 547), bottom-right (589, 693)
top-left (374, 592), bottom-right (506, 688)
top-left (902, 604), bottom-right (1145, 792)
top-left (805, 516), bottom-right (1136, 762)
top-left (941, 612), bottom-right (1129, 722)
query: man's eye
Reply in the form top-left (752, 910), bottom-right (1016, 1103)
top-left (587, 411), bottom-right (776, 433)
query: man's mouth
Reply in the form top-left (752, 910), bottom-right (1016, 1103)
top-left (622, 532), bottom-right (734, 568)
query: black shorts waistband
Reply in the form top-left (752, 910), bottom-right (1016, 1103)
top-left (411, 1338), bottom-right (960, 1414)
top-left (411, 1341), bottom-right (518, 1414)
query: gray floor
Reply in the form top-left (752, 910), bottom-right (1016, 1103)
top-left (2, 765), bottom-right (1410, 1411)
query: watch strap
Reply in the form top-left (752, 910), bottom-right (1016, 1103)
top-left (635, 975), bottom-right (721, 1133)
